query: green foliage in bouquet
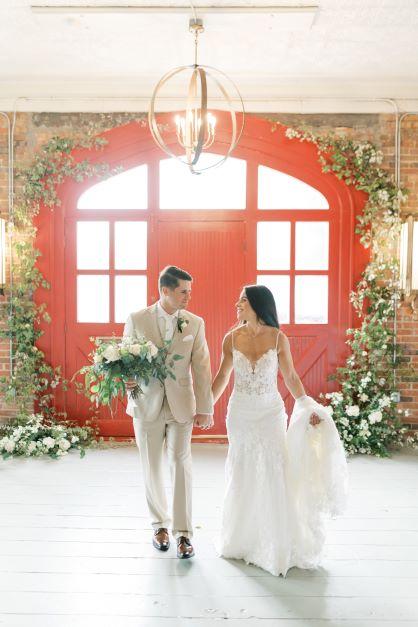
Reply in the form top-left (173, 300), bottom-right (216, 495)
top-left (78, 335), bottom-right (183, 407)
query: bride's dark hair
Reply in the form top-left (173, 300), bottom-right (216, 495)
top-left (244, 285), bottom-right (280, 329)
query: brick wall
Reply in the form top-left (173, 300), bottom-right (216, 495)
top-left (0, 112), bottom-right (417, 427)
top-left (397, 115), bottom-right (418, 427)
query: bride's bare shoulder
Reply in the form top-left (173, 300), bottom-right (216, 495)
top-left (222, 330), bottom-right (235, 351)
top-left (276, 329), bottom-right (290, 350)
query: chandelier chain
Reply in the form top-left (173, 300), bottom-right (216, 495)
top-left (194, 29), bottom-right (199, 66)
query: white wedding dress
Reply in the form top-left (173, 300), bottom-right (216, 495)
top-left (217, 334), bottom-right (348, 577)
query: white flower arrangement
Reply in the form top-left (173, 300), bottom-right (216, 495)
top-left (0, 414), bottom-right (96, 460)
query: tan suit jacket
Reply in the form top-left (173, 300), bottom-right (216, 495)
top-left (123, 303), bottom-right (213, 422)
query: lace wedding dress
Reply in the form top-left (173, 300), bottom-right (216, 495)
top-left (217, 333), bottom-right (348, 577)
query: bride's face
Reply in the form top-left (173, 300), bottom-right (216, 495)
top-left (235, 290), bottom-right (255, 322)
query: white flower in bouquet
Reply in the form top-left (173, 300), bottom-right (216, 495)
top-left (102, 345), bottom-right (120, 362)
top-left (43, 437), bottom-right (56, 449)
top-left (93, 353), bottom-right (104, 364)
top-left (71, 435), bottom-right (79, 444)
top-left (128, 343), bottom-right (142, 356)
top-left (346, 405), bottom-right (360, 417)
top-left (58, 439), bottom-right (71, 451)
top-left (369, 410), bottom-right (383, 424)
top-left (359, 393), bottom-right (369, 402)
top-left (146, 341), bottom-right (158, 358)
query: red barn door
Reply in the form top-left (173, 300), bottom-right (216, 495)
top-left (35, 114), bottom-right (368, 437)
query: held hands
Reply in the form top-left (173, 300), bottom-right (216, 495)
top-left (194, 414), bottom-right (214, 430)
top-left (125, 378), bottom-right (137, 391)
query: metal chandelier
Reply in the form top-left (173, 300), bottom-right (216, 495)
top-left (148, 17), bottom-right (245, 174)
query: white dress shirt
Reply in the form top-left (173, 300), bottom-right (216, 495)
top-left (157, 301), bottom-right (179, 342)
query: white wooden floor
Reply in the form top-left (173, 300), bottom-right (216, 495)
top-left (0, 444), bottom-right (418, 627)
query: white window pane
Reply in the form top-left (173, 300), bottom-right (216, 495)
top-left (77, 222), bottom-right (109, 270)
top-left (257, 275), bottom-right (290, 325)
top-left (115, 276), bottom-right (147, 323)
top-left (115, 222), bottom-right (147, 270)
top-left (77, 275), bottom-right (109, 323)
top-left (77, 165), bottom-right (147, 210)
top-left (160, 154), bottom-right (246, 209)
top-left (295, 276), bottom-right (328, 324)
top-left (295, 222), bottom-right (329, 270)
top-left (258, 165), bottom-right (329, 209)
top-left (257, 222), bottom-right (290, 270)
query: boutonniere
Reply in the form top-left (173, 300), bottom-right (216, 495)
top-left (177, 315), bottom-right (189, 333)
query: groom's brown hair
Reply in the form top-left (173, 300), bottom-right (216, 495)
top-left (159, 265), bottom-right (193, 290)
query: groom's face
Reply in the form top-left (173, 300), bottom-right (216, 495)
top-left (162, 279), bottom-right (192, 311)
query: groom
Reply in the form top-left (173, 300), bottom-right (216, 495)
top-left (123, 265), bottom-right (214, 559)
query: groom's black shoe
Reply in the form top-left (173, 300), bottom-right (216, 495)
top-left (152, 528), bottom-right (170, 551)
top-left (177, 536), bottom-right (195, 559)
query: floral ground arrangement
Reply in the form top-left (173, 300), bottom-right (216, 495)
top-left (0, 414), bottom-right (98, 460)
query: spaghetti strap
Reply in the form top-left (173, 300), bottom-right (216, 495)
top-left (275, 329), bottom-right (280, 351)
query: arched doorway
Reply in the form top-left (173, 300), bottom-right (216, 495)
top-left (35, 114), bottom-right (369, 437)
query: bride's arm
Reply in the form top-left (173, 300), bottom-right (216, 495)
top-left (277, 331), bottom-right (305, 398)
top-left (277, 332), bottom-right (321, 425)
top-left (211, 333), bottom-right (234, 404)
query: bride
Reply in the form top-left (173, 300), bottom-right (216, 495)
top-left (212, 285), bottom-right (348, 577)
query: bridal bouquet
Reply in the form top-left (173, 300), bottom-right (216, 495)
top-left (78, 335), bottom-right (182, 407)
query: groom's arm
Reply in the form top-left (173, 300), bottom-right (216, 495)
top-left (123, 313), bottom-right (134, 339)
top-left (191, 319), bottom-right (214, 416)
top-left (123, 314), bottom-right (137, 391)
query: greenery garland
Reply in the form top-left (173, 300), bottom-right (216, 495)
top-left (0, 134), bottom-right (120, 458)
top-left (285, 127), bottom-right (418, 456)
top-left (1, 121), bottom-right (417, 458)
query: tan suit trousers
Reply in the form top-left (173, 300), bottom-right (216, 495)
top-left (133, 397), bottom-right (194, 539)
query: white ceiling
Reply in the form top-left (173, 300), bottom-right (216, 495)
top-left (1, 0), bottom-right (418, 112)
